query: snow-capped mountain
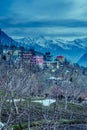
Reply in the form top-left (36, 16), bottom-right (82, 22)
top-left (15, 36), bottom-right (87, 63)
top-left (0, 29), bottom-right (87, 66)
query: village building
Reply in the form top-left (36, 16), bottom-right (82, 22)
top-left (44, 52), bottom-right (52, 61)
top-left (56, 55), bottom-right (65, 63)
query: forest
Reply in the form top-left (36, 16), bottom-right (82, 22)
top-left (0, 57), bottom-right (87, 130)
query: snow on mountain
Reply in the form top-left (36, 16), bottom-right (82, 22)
top-left (73, 38), bottom-right (87, 49)
top-left (15, 36), bottom-right (87, 63)
top-left (16, 36), bottom-right (87, 50)
top-left (0, 29), bottom-right (87, 66)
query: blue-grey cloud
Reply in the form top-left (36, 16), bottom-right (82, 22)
top-left (10, 0), bottom-right (74, 20)
top-left (1, 0), bottom-right (87, 39)
top-left (1, 18), bottom-right (87, 28)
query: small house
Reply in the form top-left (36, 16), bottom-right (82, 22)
top-left (56, 56), bottom-right (64, 63)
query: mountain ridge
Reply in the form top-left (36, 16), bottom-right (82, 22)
top-left (0, 30), bottom-right (87, 66)
top-left (78, 52), bottom-right (87, 67)
top-left (15, 36), bottom-right (87, 63)
top-left (0, 29), bottom-right (18, 47)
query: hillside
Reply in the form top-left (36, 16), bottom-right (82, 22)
top-left (16, 36), bottom-right (87, 64)
top-left (0, 29), bottom-right (18, 47)
top-left (78, 53), bottom-right (87, 67)
top-left (0, 29), bottom-right (87, 67)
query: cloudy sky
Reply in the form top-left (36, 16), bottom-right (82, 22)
top-left (0, 0), bottom-right (87, 40)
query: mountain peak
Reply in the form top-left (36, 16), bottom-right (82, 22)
top-left (0, 30), bottom-right (87, 67)
top-left (0, 29), bottom-right (17, 47)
